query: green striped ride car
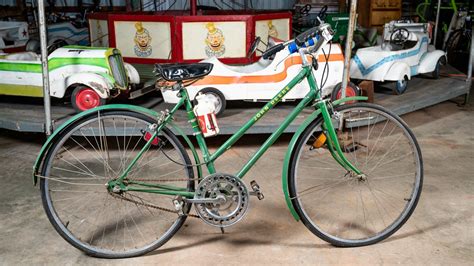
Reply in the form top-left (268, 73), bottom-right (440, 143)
top-left (0, 46), bottom-right (140, 112)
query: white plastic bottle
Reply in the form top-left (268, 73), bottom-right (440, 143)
top-left (193, 93), bottom-right (220, 137)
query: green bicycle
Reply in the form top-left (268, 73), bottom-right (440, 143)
top-left (33, 23), bottom-right (423, 258)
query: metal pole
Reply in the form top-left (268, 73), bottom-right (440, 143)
top-left (465, 23), bottom-right (474, 105)
top-left (190, 0), bottom-right (197, 15)
top-left (433, 0), bottom-right (441, 47)
top-left (38, 0), bottom-right (52, 135)
top-left (341, 0), bottom-right (358, 99)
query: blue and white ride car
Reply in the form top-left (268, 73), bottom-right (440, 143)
top-left (350, 20), bottom-right (446, 94)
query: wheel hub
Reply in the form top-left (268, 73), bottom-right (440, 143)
top-left (76, 88), bottom-right (101, 110)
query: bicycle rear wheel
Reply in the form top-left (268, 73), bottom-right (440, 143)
top-left (446, 29), bottom-right (472, 68)
top-left (40, 110), bottom-right (194, 258)
top-left (289, 103), bottom-right (422, 246)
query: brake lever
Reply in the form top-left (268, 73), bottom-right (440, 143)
top-left (269, 40), bottom-right (294, 70)
top-left (274, 52), bottom-right (292, 71)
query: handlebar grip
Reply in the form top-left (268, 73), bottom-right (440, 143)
top-left (288, 36), bottom-right (319, 54)
top-left (295, 27), bottom-right (320, 46)
top-left (262, 43), bottom-right (284, 59)
top-left (309, 37), bottom-right (325, 54)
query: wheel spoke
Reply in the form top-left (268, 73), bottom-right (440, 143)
top-left (40, 112), bottom-right (193, 258)
top-left (290, 103), bottom-right (422, 246)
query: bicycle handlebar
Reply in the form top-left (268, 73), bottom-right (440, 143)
top-left (261, 24), bottom-right (332, 60)
top-left (295, 26), bottom-right (320, 46)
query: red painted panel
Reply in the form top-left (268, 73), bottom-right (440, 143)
top-left (90, 11), bottom-right (292, 65)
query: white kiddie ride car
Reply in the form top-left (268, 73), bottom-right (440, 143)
top-left (350, 20), bottom-right (446, 95)
top-left (0, 46), bottom-right (140, 112)
top-left (160, 37), bottom-right (359, 116)
top-left (0, 21), bottom-right (29, 52)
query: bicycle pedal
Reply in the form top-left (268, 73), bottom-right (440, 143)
top-left (172, 197), bottom-right (185, 216)
top-left (250, 180), bottom-right (264, 200)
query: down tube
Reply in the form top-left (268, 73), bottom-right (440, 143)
top-left (236, 91), bottom-right (315, 178)
top-left (209, 66), bottom-right (311, 162)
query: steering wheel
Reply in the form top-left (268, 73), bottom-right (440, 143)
top-left (300, 4), bottom-right (311, 16)
top-left (247, 36), bottom-right (261, 59)
top-left (47, 39), bottom-right (68, 55)
top-left (390, 28), bottom-right (410, 45)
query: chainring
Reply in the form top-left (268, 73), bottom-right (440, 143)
top-left (194, 173), bottom-right (249, 228)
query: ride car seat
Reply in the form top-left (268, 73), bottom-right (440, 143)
top-left (3, 52), bottom-right (40, 61)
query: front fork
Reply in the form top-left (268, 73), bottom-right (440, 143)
top-left (316, 100), bottom-right (363, 176)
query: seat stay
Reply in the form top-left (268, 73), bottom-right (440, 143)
top-left (116, 96), bottom-right (187, 182)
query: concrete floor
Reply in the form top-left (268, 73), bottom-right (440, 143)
top-left (0, 100), bottom-right (473, 264)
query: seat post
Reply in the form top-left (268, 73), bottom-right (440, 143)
top-left (180, 87), bottom-right (217, 173)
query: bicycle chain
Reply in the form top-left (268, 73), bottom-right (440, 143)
top-left (110, 175), bottom-right (201, 218)
top-left (108, 191), bottom-right (200, 218)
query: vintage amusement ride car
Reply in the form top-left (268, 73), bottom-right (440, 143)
top-left (160, 37), bottom-right (359, 116)
top-left (350, 20), bottom-right (446, 94)
top-left (0, 46), bottom-right (141, 112)
top-left (0, 21), bottom-right (29, 52)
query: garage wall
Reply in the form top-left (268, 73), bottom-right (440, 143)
top-left (151, 0), bottom-right (296, 10)
top-left (0, 0), bottom-right (295, 10)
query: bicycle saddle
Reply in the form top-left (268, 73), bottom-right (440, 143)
top-left (155, 63), bottom-right (213, 82)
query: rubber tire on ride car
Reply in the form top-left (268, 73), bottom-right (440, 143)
top-left (431, 58), bottom-right (441, 79)
top-left (394, 76), bottom-right (408, 95)
top-left (195, 88), bottom-right (226, 116)
top-left (71, 85), bottom-right (106, 112)
top-left (330, 82), bottom-right (361, 103)
top-left (40, 110), bottom-right (195, 258)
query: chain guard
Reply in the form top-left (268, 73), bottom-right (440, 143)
top-left (194, 173), bottom-right (249, 228)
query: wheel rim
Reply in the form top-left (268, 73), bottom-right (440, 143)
top-left (76, 88), bottom-right (101, 111)
top-left (336, 86), bottom-right (357, 103)
top-left (41, 112), bottom-right (193, 257)
top-left (292, 105), bottom-right (422, 244)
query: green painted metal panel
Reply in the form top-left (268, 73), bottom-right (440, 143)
top-left (0, 57), bottom-right (109, 73)
top-left (63, 45), bottom-right (109, 50)
top-left (0, 84), bottom-right (43, 97)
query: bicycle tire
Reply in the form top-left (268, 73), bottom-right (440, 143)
top-left (288, 103), bottom-right (423, 247)
top-left (40, 110), bottom-right (195, 258)
top-left (445, 29), bottom-right (471, 65)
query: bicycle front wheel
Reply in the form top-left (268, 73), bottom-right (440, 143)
top-left (446, 29), bottom-right (471, 67)
top-left (289, 103), bottom-right (423, 246)
top-left (39, 110), bottom-right (195, 258)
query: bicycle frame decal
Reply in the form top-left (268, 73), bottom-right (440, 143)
top-left (253, 86), bottom-right (291, 122)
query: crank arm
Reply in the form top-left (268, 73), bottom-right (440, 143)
top-left (183, 197), bottom-right (225, 204)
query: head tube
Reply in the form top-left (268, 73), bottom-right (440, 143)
top-left (299, 49), bottom-right (310, 66)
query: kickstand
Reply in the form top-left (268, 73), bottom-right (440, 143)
top-left (220, 221), bottom-right (225, 234)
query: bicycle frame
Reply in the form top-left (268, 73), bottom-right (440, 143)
top-left (110, 57), bottom-right (363, 198)
top-left (417, 0), bottom-right (458, 22)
